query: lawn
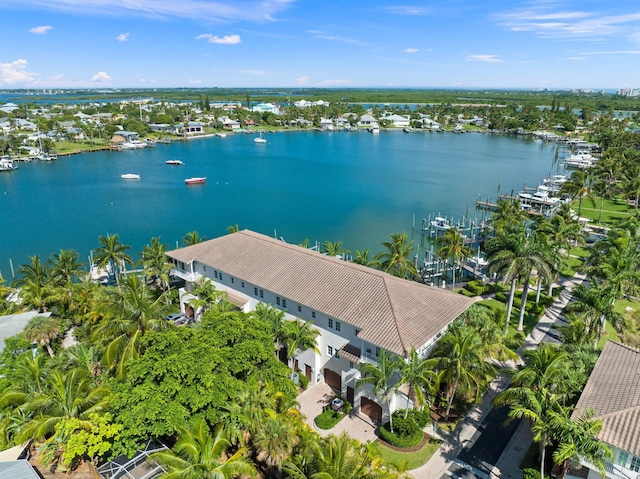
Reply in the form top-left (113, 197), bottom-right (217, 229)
top-left (369, 437), bottom-right (441, 470)
top-left (570, 197), bottom-right (635, 225)
top-left (54, 140), bottom-right (108, 153)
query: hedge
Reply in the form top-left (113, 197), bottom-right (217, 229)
top-left (379, 423), bottom-right (424, 448)
top-left (314, 409), bottom-right (343, 430)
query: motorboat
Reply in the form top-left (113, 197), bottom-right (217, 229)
top-left (368, 124), bottom-right (380, 134)
top-left (145, 138), bottom-right (156, 147)
top-left (157, 137), bottom-right (173, 144)
top-left (564, 153), bottom-right (596, 169)
top-left (430, 216), bottom-right (451, 230)
top-left (121, 173), bottom-right (141, 180)
top-left (185, 177), bottom-right (206, 185)
top-left (166, 160), bottom-right (184, 165)
top-left (0, 156), bottom-right (17, 171)
top-left (38, 152), bottom-right (58, 161)
top-left (121, 140), bottom-right (147, 150)
top-left (541, 175), bottom-right (567, 193)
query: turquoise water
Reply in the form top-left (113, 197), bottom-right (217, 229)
top-left (0, 131), bottom-right (559, 276)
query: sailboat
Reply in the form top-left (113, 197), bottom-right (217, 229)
top-left (254, 129), bottom-right (266, 144)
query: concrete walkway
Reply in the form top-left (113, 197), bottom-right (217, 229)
top-left (410, 273), bottom-right (585, 479)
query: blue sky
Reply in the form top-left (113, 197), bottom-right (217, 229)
top-left (2, 0), bottom-right (640, 89)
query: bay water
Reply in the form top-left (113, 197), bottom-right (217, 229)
top-left (0, 131), bottom-right (560, 277)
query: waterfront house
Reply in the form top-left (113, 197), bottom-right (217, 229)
top-left (569, 341), bottom-right (640, 479)
top-left (183, 121), bottom-right (205, 135)
top-left (382, 114), bottom-right (411, 128)
top-left (252, 102), bottom-right (280, 115)
top-left (166, 230), bottom-right (474, 424)
top-left (358, 114), bottom-right (378, 127)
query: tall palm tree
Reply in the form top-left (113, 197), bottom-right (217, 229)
top-left (397, 348), bottom-right (439, 417)
top-left (356, 349), bottom-right (400, 432)
top-left (560, 169), bottom-right (596, 216)
top-left (353, 249), bottom-right (381, 269)
top-left (23, 314), bottom-right (60, 358)
top-left (322, 241), bottom-right (349, 259)
top-left (93, 274), bottom-right (169, 379)
top-left (152, 418), bottom-right (257, 479)
top-left (183, 230), bottom-right (206, 246)
top-left (93, 233), bottom-right (133, 285)
top-left (14, 255), bottom-right (51, 288)
top-left (436, 227), bottom-right (472, 291)
top-left (19, 279), bottom-right (60, 313)
top-left (252, 302), bottom-right (287, 349)
top-left (139, 237), bottom-right (171, 290)
top-left (254, 411), bottom-right (296, 478)
top-left (50, 249), bottom-right (85, 288)
top-left (490, 198), bottom-right (528, 232)
top-left (378, 232), bottom-right (418, 279)
top-left (283, 319), bottom-right (320, 378)
top-left (431, 324), bottom-right (495, 420)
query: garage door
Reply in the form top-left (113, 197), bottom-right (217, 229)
top-left (324, 369), bottom-right (342, 392)
top-left (360, 397), bottom-right (383, 423)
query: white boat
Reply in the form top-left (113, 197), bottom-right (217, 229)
top-left (145, 138), bottom-right (156, 147)
top-left (430, 216), bottom-right (451, 230)
top-left (157, 137), bottom-right (173, 144)
top-left (0, 156), bottom-right (17, 171)
top-left (185, 177), bottom-right (206, 185)
top-left (166, 160), bottom-right (184, 165)
top-left (368, 125), bottom-right (380, 134)
top-left (121, 140), bottom-right (147, 150)
top-left (216, 132), bottom-right (227, 138)
top-left (121, 173), bottom-right (141, 180)
top-left (254, 129), bottom-right (266, 143)
top-left (38, 152), bottom-right (58, 161)
top-left (468, 255), bottom-right (488, 269)
top-left (564, 153), bottom-right (596, 169)
top-left (541, 174), bottom-right (567, 193)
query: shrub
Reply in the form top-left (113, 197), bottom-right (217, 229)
top-left (458, 288), bottom-right (475, 297)
top-left (314, 408), bottom-right (342, 430)
top-left (379, 422), bottom-right (423, 448)
top-left (412, 408), bottom-right (431, 428)
top-left (296, 371), bottom-right (309, 389)
top-left (464, 280), bottom-right (489, 296)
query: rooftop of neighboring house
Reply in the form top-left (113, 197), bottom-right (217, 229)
top-left (166, 230), bottom-right (474, 357)
top-left (573, 340), bottom-right (640, 456)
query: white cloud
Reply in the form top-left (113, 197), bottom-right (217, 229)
top-left (465, 54), bottom-right (503, 63)
top-left (116, 32), bottom-right (129, 42)
top-left (4, 0), bottom-right (294, 23)
top-left (29, 25), bottom-right (52, 34)
top-left (494, 7), bottom-right (640, 40)
top-left (0, 59), bottom-right (38, 85)
top-left (404, 48), bottom-right (419, 53)
top-left (295, 75), bottom-right (309, 84)
top-left (196, 33), bottom-right (242, 45)
top-left (308, 30), bottom-right (368, 47)
top-left (91, 71), bottom-right (112, 82)
top-left (188, 79), bottom-right (203, 84)
top-left (567, 56), bottom-right (587, 61)
top-left (381, 6), bottom-right (430, 16)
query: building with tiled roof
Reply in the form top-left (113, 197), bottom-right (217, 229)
top-left (167, 230), bottom-right (474, 423)
top-left (571, 340), bottom-right (640, 479)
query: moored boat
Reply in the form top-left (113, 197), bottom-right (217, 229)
top-left (254, 129), bottom-right (266, 143)
top-left (121, 173), bottom-right (141, 180)
top-left (430, 216), bottom-right (451, 230)
top-left (185, 177), bottom-right (206, 185)
top-left (0, 156), bottom-right (17, 171)
top-left (166, 160), bottom-right (184, 165)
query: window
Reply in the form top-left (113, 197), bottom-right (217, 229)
top-left (203, 266), bottom-right (207, 271)
top-left (282, 299), bottom-right (287, 308)
top-left (335, 321), bottom-right (341, 332)
top-left (617, 451), bottom-right (629, 467)
top-left (219, 273), bottom-right (223, 281)
top-left (276, 297), bottom-right (281, 306)
top-left (349, 361), bottom-right (354, 368)
top-left (254, 287), bottom-right (258, 296)
top-left (630, 456), bottom-right (640, 472)
top-left (298, 305), bottom-right (302, 313)
top-left (214, 271), bottom-right (218, 279)
top-left (259, 289), bottom-right (264, 298)
top-left (328, 318), bottom-right (333, 329)
top-left (375, 347), bottom-right (380, 357)
top-left (241, 281), bottom-right (245, 288)
top-left (328, 346), bottom-right (333, 356)
top-left (355, 329), bottom-right (360, 337)
top-left (312, 311), bottom-right (316, 318)
top-left (231, 278), bottom-right (234, 284)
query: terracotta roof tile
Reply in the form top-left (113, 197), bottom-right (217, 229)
top-left (167, 230), bottom-right (474, 356)
top-left (573, 341), bottom-right (640, 456)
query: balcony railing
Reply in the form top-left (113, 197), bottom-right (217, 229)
top-left (360, 351), bottom-right (379, 366)
top-left (170, 268), bottom-right (201, 283)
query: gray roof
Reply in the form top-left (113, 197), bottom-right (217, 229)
top-left (0, 460), bottom-right (41, 479)
top-left (167, 230), bottom-right (474, 356)
top-left (573, 341), bottom-right (640, 456)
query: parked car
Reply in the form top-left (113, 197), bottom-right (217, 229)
top-left (164, 313), bottom-right (194, 326)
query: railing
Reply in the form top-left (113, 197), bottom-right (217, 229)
top-left (170, 268), bottom-right (201, 283)
top-left (360, 351), bottom-right (378, 366)
top-left (582, 459), bottom-right (637, 479)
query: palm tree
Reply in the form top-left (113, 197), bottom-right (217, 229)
top-left (550, 409), bottom-right (613, 479)
top-left (560, 169), bottom-right (596, 216)
top-left (139, 237), bottom-right (171, 290)
top-left (152, 418), bottom-right (257, 479)
top-left (486, 226), bottom-right (552, 332)
top-left (23, 314), bottom-right (60, 358)
top-left (14, 255), bottom-right (51, 288)
top-left (93, 233), bottom-right (133, 285)
top-left (378, 232), bottom-right (418, 279)
top-left (490, 198), bottom-right (528, 232)
top-left (431, 324), bottom-right (495, 420)
top-left (226, 224), bottom-right (240, 234)
top-left (254, 411), bottom-right (296, 478)
top-left (397, 348), bottom-right (439, 417)
top-left (189, 278), bottom-right (225, 319)
top-left (353, 249), bottom-right (381, 269)
top-left (283, 319), bottom-right (320, 378)
top-left (356, 349), bottom-right (400, 432)
top-left (252, 302), bottom-right (287, 349)
top-left (50, 249), bottom-right (85, 288)
top-left (494, 344), bottom-right (571, 479)
top-left (183, 230), bottom-right (206, 246)
top-left (565, 279), bottom-right (625, 347)
top-left (436, 227), bottom-right (472, 291)
top-left (92, 274), bottom-right (169, 379)
top-left (322, 241), bottom-right (349, 259)
top-left (17, 368), bottom-right (110, 442)
top-left (19, 279), bottom-right (60, 313)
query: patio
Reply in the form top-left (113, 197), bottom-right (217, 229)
top-left (297, 383), bottom-right (378, 444)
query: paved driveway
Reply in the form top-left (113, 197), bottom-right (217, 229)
top-left (297, 383), bottom-right (378, 443)
top-left (0, 310), bottom-right (43, 353)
